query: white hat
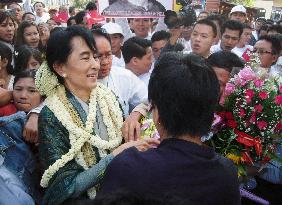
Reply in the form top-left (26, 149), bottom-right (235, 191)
top-left (230, 5), bottom-right (246, 15)
top-left (102, 22), bottom-right (124, 36)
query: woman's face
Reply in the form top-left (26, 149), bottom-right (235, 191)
top-left (13, 77), bottom-right (41, 112)
top-left (23, 25), bottom-right (40, 48)
top-left (0, 18), bottom-right (15, 43)
top-left (58, 36), bottom-right (100, 98)
top-left (27, 56), bottom-right (41, 70)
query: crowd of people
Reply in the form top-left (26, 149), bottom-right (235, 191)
top-left (0, 1), bottom-right (281, 205)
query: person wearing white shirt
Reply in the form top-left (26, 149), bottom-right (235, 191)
top-left (122, 37), bottom-right (153, 86)
top-left (115, 18), bottom-right (152, 42)
top-left (163, 19), bottom-right (217, 59)
top-left (94, 34), bottom-right (147, 117)
top-left (33, 1), bottom-right (49, 24)
top-left (102, 22), bottom-right (125, 68)
top-left (211, 20), bottom-right (243, 54)
top-left (250, 18), bottom-right (266, 46)
top-left (232, 23), bottom-right (253, 58)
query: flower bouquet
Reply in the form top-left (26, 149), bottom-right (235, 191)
top-left (139, 115), bottom-right (160, 140)
top-left (211, 66), bottom-right (282, 176)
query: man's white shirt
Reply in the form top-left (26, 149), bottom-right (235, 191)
top-left (98, 66), bottom-right (148, 117)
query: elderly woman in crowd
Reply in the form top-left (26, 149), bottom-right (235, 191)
top-left (36, 26), bottom-right (158, 205)
top-left (97, 53), bottom-right (241, 205)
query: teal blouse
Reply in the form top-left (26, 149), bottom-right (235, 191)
top-left (38, 91), bottom-right (114, 205)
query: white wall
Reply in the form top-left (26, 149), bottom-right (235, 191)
top-left (254, 0), bottom-right (273, 19)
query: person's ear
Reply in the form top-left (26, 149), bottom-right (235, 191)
top-left (272, 54), bottom-right (279, 65)
top-left (131, 57), bottom-right (139, 66)
top-left (53, 62), bottom-right (67, 78)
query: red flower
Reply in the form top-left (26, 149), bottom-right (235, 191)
top-left (245, 89), bottom-right (255, 98)
top-left (257, 121), bottom-right (268, 130)
top-left (258, 91), bottom-right (268, 100)
top-left (254, 104), bottom-right (263, 113)
top-left (227, 120), bottom-right (237, 128)
top-left (249, 112), bottom-right (256, 123)
top-left (274, 95), bottom-right (282, 105)
top-left (225, 112), bottom-right (234, 120)
top-left (239, 108), bottom-right (246, 117)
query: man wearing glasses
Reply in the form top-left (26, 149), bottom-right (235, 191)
top-left (211, 20), bottom-right (243, 54)
top-left (253, 35), bottom-right (281, 70)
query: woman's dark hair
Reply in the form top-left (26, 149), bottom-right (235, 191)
top-left (0, 10), bottom-right (16, 42)
top-left (13, 69), bottom-right (37, 87)
top-left (15, 21), bottom-right (42, 50)
top-left (207, 51), bottom-right (245, 73)
top-left (14, 45), bottom-right (43, 74)
top-left (0, 41), bottom-right (13, 74)
top-left (46, 25), bottom-right (96, 83)
top-left (149, 53), bottom-right (219, 137)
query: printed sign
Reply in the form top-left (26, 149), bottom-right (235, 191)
top-left (98, 0), bottom-right (174, 18)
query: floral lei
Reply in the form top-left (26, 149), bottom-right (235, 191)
top-left (35, 62), bottom-right (123, 198)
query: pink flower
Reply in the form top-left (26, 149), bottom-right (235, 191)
top-left (238, 67), bottom-right (257, 81)
top-left (254, 79), bottom-right (264, 88)
top-left (239, 108), bottom-right (246, 117)
top-left (279, 84), bottom-right (282, 93)
top-left (259, 91), bottom-right (268, 100)
top-left (225, 83), bottom-right (235, 96)
top-left (274, 95), bottom-right (282, 105)
top-left (254, 104), bottom-right (263, 112)
top-left (257, 121), bottom-right (268, 130)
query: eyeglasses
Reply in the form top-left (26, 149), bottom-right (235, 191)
top-left (252, 49), bottom-right (273, 55)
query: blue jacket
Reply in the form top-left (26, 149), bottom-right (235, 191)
top-left (0, 112), bottom-right (37, 197)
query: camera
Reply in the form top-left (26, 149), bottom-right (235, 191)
top-left (164, 0), bottom-right (196, 29)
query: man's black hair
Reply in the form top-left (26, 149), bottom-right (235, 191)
top-left (149, 52), bottom-right (219, 137)
top-left (122, 37), bottom-right (151, 64)
top-left (221, 20), bottom-right (243, 37)
top-left (151, 30), bottom-right (171, 43)
top-left (193, 19), bottom-right (217, 37)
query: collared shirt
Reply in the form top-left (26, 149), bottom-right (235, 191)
top-left (232, 45), bottom-right (253, 58)
top-left (98, 66), bottom-right (147, 117)
top-left (112, 53), bottom-right (125, 68)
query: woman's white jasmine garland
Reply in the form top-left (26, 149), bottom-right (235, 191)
top-left (36, 62), bottom-right (123, 199)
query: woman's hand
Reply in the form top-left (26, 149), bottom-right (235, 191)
top-left (112, 138), bottom-right (160, 156)
top-left (0, 87), bottom-right (13, 106)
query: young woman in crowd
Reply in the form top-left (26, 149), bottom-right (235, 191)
top-left (14, 45), bottom-right (43, 74)
top-left (0, 10), bottom-right (16, 52)
top-left (0, 41), bottom-right (14, 90)
top-left (15, 21), bottom-right (43, 51)
top-left (0, 69), bottom-right (43, 205)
